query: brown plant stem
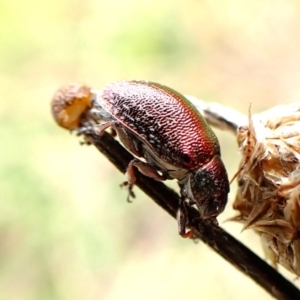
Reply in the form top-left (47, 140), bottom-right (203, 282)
top-left (84, 131), bottom-right (300, 300)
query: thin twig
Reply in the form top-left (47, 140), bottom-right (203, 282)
top-left (84, 131), bottom-right (300, 300)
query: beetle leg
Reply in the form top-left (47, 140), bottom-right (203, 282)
top-left (122, 158), bottom-right (167, 202)
top-left (177, 196), bottom-right (193, 238)
top-left (77, 120), bottom-right (116, 136)
top-left (177, 196), bottom-right (187, 235)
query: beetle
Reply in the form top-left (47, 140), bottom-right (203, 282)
top-left (78, 80), bottom-right (229, 236)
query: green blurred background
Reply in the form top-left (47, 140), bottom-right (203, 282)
top-left (1, 0), bottom-right (300, 299)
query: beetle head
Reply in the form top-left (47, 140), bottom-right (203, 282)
top-left (181, 155), bottom-right (229, 219)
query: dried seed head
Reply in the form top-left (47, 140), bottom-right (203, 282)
top-left (233, 103), bottom-right (300, 275)
top-left (51, 84), bottom-right (93, 129)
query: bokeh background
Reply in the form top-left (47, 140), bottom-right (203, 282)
top-left (1, 0), bottom-right (300, 299)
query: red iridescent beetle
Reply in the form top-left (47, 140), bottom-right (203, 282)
top-left (76, 80), bottom-right (229, 236)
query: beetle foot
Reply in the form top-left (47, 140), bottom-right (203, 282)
top-left (120, 181), bottom-right (136, 202)
top-left (79, 140), bottom-right (91, 146)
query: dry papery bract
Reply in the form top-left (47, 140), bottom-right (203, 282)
top-left (233, 103), bottom-right (300, 275)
